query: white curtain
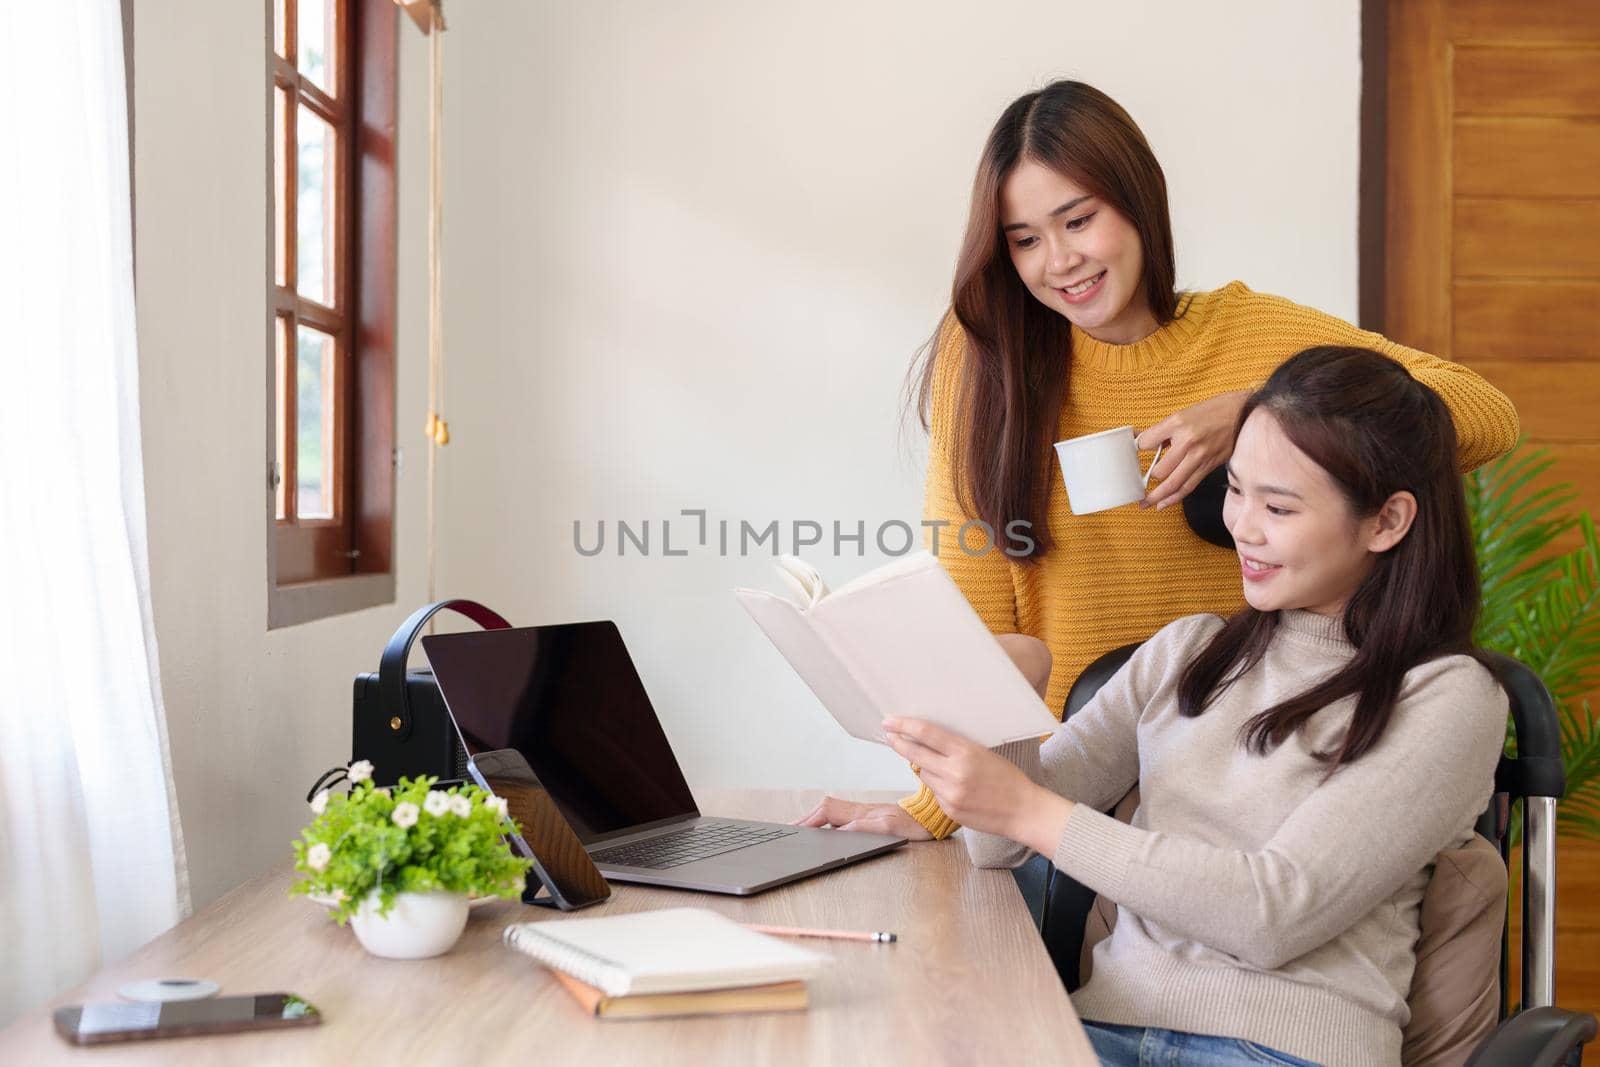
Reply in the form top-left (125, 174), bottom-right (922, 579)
top-left (0, 0), bottom-right (189, 1027)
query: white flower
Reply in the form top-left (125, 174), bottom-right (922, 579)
top-left (484, 795), bottom-right (509, 819)
top-left (306, 842), bottom-right (331, 871)
top-left (374, 787), bottom-right (391, 799)
top-left (449, 794), bottom-right (472, 817)
top-left (423, 790), bottom-right (450, 817)
top-left (309, 789), bottom-right (330, 815)
top-left (348, 759), bottom-right (374, 784)
top-left (333, 888), bottom-right (348, 904)
top-left (392, 801), bottom-right (420, 829)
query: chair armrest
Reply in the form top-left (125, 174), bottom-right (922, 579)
top-left (1464, 1006), bottom-right (1597, 1067)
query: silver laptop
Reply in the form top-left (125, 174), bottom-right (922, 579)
top-left (419, 621), bottom-right (904, 895)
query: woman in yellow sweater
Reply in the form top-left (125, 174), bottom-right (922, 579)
top-left (795, 79), bottom-right (1518, 842)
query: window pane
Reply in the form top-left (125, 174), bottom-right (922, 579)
top-left (296, 325), bottom-right (336, 519)
top-left (275, 88), bottom-right (288, 287)
top-left (296, 104), bottom-right (336, 306)
top-left (298, 0), bottom-right (335, 95)
top-left (274, 0), bottom-right (287, 59)
top-left (276, 317), bottom-right (289, 520)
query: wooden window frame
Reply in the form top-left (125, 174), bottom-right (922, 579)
top-left (1358, 0), bottom-right (1388, 333)
top-left (266, 0), bottom-right (397, 628)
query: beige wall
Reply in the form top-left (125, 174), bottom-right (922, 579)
top-left (132, 0), bottom-right (435, 908)
top-left (132, 0), bottom-right (1362, 908)
top-left (429, 4), bottom-right (1364, 792)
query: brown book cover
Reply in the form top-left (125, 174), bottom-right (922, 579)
top-left (551, 971), bottom-right (808, 1020)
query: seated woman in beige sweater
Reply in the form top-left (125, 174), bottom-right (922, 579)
top-left (882, 346), bottom-right (1507, 1067)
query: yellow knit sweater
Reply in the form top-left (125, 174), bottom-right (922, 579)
top-left (900, 280), bottom-right (1520, 839)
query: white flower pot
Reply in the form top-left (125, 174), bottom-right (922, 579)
top-left (349, 890), bottom-right (469, 959)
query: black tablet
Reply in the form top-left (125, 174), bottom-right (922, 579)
top-left (467, 748), bottom-right (612, 910)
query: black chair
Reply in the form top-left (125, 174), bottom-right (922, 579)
top-left (1034, 641), bottom-right (1596, 1066)
top-left (1180, 464), bottom-right (1234, 551)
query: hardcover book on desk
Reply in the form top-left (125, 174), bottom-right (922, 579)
top-left (503, 908), bottom-right (826, 999)
top-left (551, 973), bottom-right (808, 1020)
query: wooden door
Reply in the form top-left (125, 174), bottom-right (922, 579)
top-left (1383, 0), bottom-right (1600, 1027)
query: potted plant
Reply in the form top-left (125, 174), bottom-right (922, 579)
top-left (1467, 442), bottom-right (1600, 843)
top-left (290, 760), bottom-right (534, 958)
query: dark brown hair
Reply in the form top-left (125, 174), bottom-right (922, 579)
top-left (1177, 346), bottom-right (1483, 768)
top-left (911, 80), bottom-right (1179, 560)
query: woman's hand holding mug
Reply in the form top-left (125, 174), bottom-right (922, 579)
top-left (1137, 389), bottom-right (1252, 509)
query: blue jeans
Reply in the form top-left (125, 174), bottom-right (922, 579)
top-left (1011, 852), bottom-right (1051, 928)
top-left (1084, 1021), bottom-right (1322, 1066)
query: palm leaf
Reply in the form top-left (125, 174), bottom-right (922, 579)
top-left (1558, 700), bottom-right (1600, 840)
top-left (1500, 519), bottom-right (1600, 707)
top-left (1468, 446), bottom-right (1578, 649)
top-left (1468, 442), bottom-right (1600, 844)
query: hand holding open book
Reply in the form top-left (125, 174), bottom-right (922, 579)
top-left (736, 552), bottom-right (1060, 748)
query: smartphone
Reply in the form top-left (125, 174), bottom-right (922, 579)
top-left (467, 748), bottom-right (612, 910)
top-left (53, 993), bottom-right (320, 1045)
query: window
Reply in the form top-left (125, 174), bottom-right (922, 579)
top-left (269, 0), bottom-right (396, 626)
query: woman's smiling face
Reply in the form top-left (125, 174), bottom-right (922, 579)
top-left (999, 158), bottom-right (1155, 345)
top-left (1224, 409), bottom-right (1402, 618)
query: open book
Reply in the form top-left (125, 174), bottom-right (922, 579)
top-left (736, 552), bottom-right (1060, 748)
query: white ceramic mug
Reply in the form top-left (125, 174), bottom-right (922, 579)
top-left (1053, 425), bottom-right (1165, 515)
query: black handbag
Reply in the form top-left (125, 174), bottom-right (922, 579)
top-left (351, 599), bottom-right (510, 787)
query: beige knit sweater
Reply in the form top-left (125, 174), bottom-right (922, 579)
top-left (964, 610), bottom-right (1507, 1067)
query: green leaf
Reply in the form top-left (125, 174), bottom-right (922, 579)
top-left (1471, 442), bottom-right (1600, 844)
top-left (287, 773), bottom-right (533, 913)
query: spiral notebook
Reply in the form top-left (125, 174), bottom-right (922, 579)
top-left (502, 908), bottom-right (827, 997)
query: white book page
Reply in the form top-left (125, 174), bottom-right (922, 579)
top-left (809, 555), bottom-right (1059, 748)
top-left (773, 555), bottom-right (828, 608)
top-left (826, 551), bottom-right (939, 599)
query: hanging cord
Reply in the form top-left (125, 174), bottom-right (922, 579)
top-left (304, 766), bottom-right (351, 804)
top-left (424, 2), bottom-right (449, 606)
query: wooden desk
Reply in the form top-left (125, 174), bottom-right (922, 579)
top-left (0, 791), bottom-right (1095, 1065)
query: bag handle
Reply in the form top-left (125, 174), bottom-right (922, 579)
top-left (379, 599), bottom-right (511, 740)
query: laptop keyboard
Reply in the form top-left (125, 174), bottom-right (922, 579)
top-left (591, 822), bottom-right (798, 870)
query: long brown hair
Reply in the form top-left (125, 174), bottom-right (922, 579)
top-left (1177, 346), bottom-right (1484, 768)
top-left (911, 80), bottom-right (1179, 560)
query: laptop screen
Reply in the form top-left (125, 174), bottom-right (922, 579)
top-left (420, 622), bottom-right (698, 844)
